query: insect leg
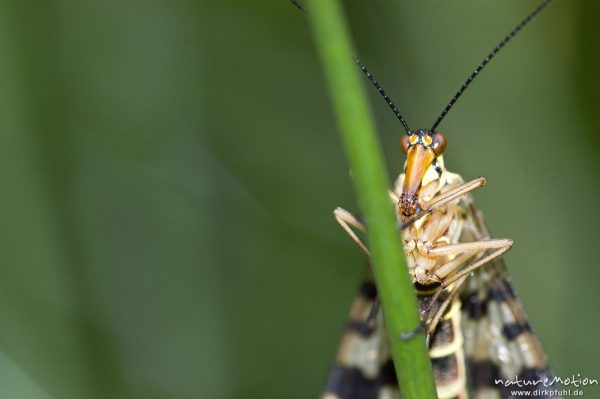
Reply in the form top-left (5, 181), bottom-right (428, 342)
top-left (365, 296), bottom-right (380, 329)
top-left (424, 275), bottom-right (468, 336)
top-left (425, 239), bottom-right (513, 287)
top-left (424, 177), bottom-right (486, 213)
top-left (421, 252), bottom-right (475, 320)
top-left (421, 239), bottom-right (511, 333)
top-left (423, 239), bottom-right (511, 259)
top-left (333, 207), bottom-right (370, 255)
top-left (403, 272), bottom-right (469, 340)
top-left (401, 178), bottom-right (486, 228)
top-left (400, 322), bottom-right (425, 341)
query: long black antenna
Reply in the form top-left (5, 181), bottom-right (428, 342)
top-left (355, 57), bottom-right (412, 134)
top-left (290, 0), bottom-right (303, 11)
top-left (289, 0), bottom-right (412, 134)
top-left (430, 0), bottom-right (553, 132)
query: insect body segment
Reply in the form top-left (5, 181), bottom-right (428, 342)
top-left (327, 156), bottom-right (558, 398)
top-left (330, 145), bottom-right (518, 398)
top-left (292, 0), bottom-right (560, 397)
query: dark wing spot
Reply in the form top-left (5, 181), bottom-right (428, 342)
top-left (468, 360), bottom-right (500, 390)
top-left (346, 320), bottom-right (377, 338)
top-left (502, 322), bottom-right (532, 341)
top-left (324, 360), bottom-right (398, 399)
top-left (468, 360), bottom-right (561, 398)
top-left (358, 281), bottom-right (377, 301)
top-left (462, 292), bottom-right (488, 320)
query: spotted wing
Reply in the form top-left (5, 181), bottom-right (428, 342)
top-left (322, 276), bottom-right (400, 399)
top-left (459, 202), bottom-right (561, 399)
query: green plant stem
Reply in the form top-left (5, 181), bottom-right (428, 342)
top-left (304, 1), bottom-right (437, 398)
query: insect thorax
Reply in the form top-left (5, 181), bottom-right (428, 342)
top-left (396, 166), bottom-right (466, 286)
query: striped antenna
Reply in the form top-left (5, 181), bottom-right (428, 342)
top-left (430, 0), bottom-right (553, 132)
top-left (355, 57), bottom-right (412, 134)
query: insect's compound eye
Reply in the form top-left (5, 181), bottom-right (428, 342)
top-left (400, 134), bottom-right (410, 154)
top-left (432, 132), bottom-right (447, 155)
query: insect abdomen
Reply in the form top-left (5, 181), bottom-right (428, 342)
top-left (419, 290), bottom-right (469, 399)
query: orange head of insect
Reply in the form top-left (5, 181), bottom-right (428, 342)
top-left (399, 129), bottom-right (447, 219)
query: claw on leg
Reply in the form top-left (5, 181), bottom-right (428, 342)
top-left (400, 321), bottom-right (425, 341)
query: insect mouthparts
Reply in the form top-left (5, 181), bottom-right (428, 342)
top-left (399, 192), bottom-right (420, 218)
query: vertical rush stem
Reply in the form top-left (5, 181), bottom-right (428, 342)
top-left (304, 1), bottom-right (438, 398)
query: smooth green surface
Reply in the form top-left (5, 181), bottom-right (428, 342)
top-left (0, 1), bottom-right (597, 398)
top-left (304, 1), bottom-right (436, 398)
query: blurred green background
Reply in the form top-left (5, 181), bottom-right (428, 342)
top-left (0, 0), bottom-right (597, 398)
